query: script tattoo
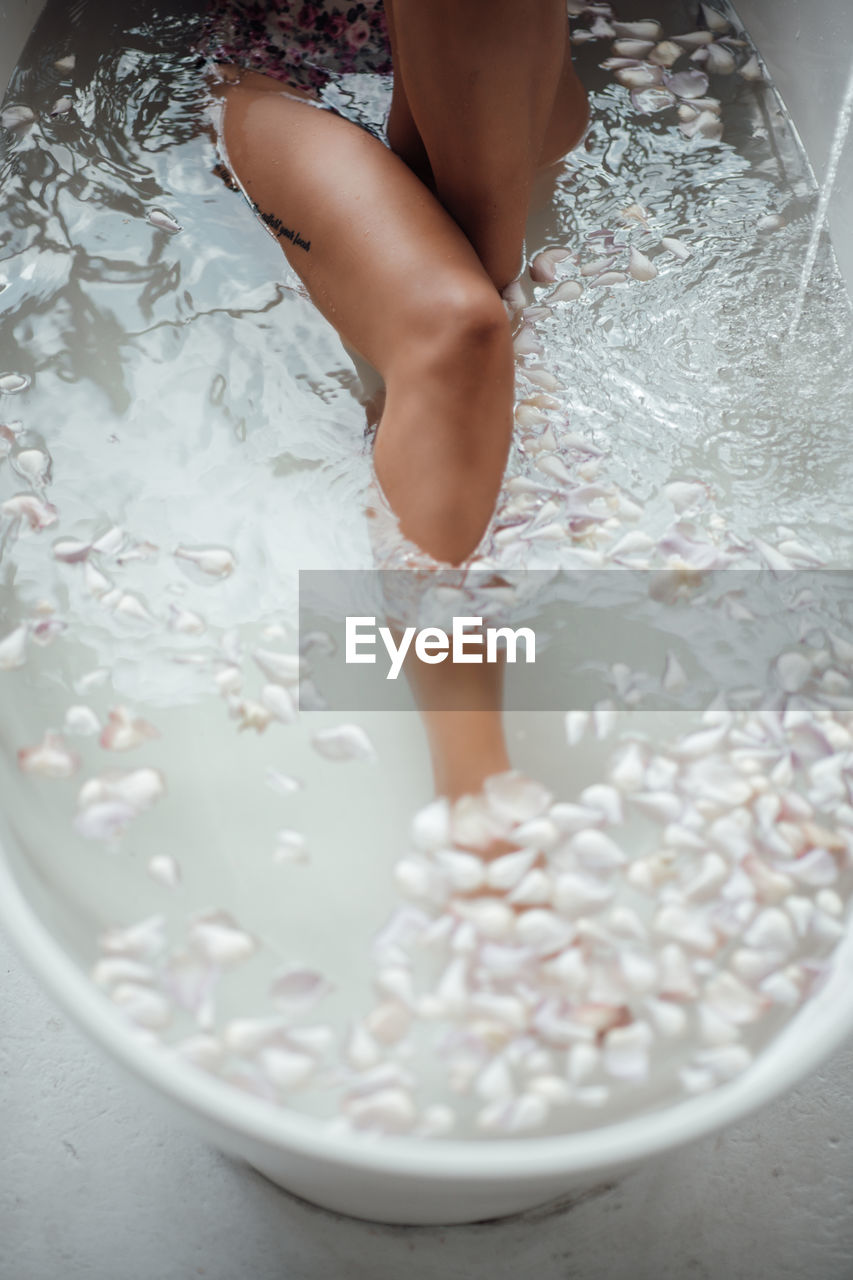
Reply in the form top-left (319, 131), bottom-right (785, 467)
top-left (252, 201), bottom-right (311, 251)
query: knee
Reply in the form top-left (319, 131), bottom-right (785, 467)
top-left (407, 278), bottom-right (511, 368)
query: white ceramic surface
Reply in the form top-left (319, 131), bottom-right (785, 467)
top-left (1, 0), bottom-right (853, 1227)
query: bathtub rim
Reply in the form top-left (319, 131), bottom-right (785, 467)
top-left (2, 835), bottom-right (853, 1188)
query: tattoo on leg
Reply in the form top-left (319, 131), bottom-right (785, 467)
top-left (251, 200), bottom-right (311, 251)
top-left (212, 161), bottom-right (240, 192)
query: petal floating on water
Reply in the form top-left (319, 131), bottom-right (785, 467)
top-left (589, 15), bottom-right (616, 38)
top-left (252, 647), bottom-right (304, 685)
top-left (63, 704), bottom-right (101, 735)
top-left (92, 955), bottom-right (156, 990)
top-left (79, 766), bottom-right (165, 814)
top-left (100, 914), bottom-right (166, 960)
top-left (270, 967), bottom-right (332, 1016)
top-left (91, 525), bottom-right (125, 556)
top-left (147, 208), bottom-right (182, 233)
top-left (564, 710), bottom-right (590, 746)
top-left (680, 109), bottom-right (723, 140)
top-left (113, 592), bottom-right (155, 624)
top-left (602, 1021), bottom-right (653, 1081)
top-left (0, 623), bottom-right (27, 670)
top-left (1, 104), bottom-right (35, 129)
top-left (11, 446), bottom-right (51, 486)
top-left (568, 827), bottom-right (627, 870)
top-left (410, 796), bottom-right (451, 852)
top-left (84, 561), bottom-right (112, 597)
top-left (453, 897), bottom-right (515, 941)
top-left (601, 58), bottom-right (643, 71)
top-left (665, 480), bottom-right (708, 511)
top-left (529, 246), bottom-right (571, 283)
top-left (2, 492), bottom-right (58, 529)
top-left (553, 871), bottom-right (614, 917)
top-left (231, 698), bottom-right (271, 732)
top-left (661, 236), bottom-right (692, 259)
top-left (775, 651), bottom-right (811, 693)
top-left (507, 867), bottom-right (555, 906)
top-left (513, 325), bottom-right (542, 357)
top-left (631, 86), bottom-right (677, 114)
top-left (18, 730), bottom-right (80, 778)
top-left (261, 682), bottom-right (297, 723)
top-left (615, 65), bottom-right (664, 90)
top-left (74, 799), bottom-right (136, 840)
top-left (700, 4), bottom-right (730, 32)
top-left (589, 270), bottom-right (628, 286)
top-left (365, 1000), bottom-right (412, 1045)
top-left (188, 909), bottom-right (257, 967)
top-left (548, 278), bottom-right (583, 303)
top-left (174, 544), bottom-right (235, 579)
top-left (648, 40), bottom-right (684, 67)
top-left (672, 31), bottom-right (714, 51)
top-left (53, 537), bottom-right (91, 563)
top-left (613, 38), bottom-right (655, 58)
top-left (259, 1045), bottom-right (316, 1091)
top-left (265, 768), bottom-right (302, 797)
top-left (30, 616), bottom-right (66, 647)
top-left (311, 723), bottom-right (375, 762)
top-left (485, 848), bottom-right (539, 892)
top-left (345, 1086), bottom-right (417, 1134)
top-left (111, 982), bottom-right (172, 1030)
top-left (167, 604), bottom-right (206, 634)
top-left (628, 246), bottom-right (658, 280)
top-left (99, 705), bottom-right (160, 751)
top-left (739, 53), bottom-right (763, 81)
top-left (665, 69), bottom-right (711, 98)
top-left (705, 42), bottom-right (736, 74)
top-left (484, 769), bottom-right (552, 825)
top-left (173, 1034), bottom-right (226, 1072)
top-left (434, 849), bottom-right (486, 894)
top-left (343, 1021), bottom-right (382, 1071)
top-left (273, 828), bottom-right (309, 864)
top-left (612, 20), bottom-right (663, 40)
top-left (148, 854), bottom-right (181, 888)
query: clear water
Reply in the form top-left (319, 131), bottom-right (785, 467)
top-left (2, 0), bottom-right (853, 1136)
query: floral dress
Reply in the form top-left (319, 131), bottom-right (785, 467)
top-left (193, 0), bottom-right (392, 92)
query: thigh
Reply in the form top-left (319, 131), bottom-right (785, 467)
top-left (214, 83), bottom-right (499, 374)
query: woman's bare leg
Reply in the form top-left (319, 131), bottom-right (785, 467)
top-left (214, 76), bottom-right (513, 567)
top-left (403, 651), bottom-right (511, 801)
top-left (212, 76), bottom-right (514, 799)
top-left (386, 0), bottom-right (588, 290)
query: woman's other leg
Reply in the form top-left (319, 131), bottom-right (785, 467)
top-left (385, 0), bottom-right (586, 291)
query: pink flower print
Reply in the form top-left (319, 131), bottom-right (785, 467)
top-left (326, 13), bottom-right (348, 39)
top-left (347, 18), bottom-right (371, 50)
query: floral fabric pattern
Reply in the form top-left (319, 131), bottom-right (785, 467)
top-left (194, 0), bottom-right (392, 91)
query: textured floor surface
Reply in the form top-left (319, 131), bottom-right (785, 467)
top-left (2, 929), bottom-right (852, 1280)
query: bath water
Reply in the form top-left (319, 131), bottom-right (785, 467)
top-left (1, 0), bottom-right (853, 1136)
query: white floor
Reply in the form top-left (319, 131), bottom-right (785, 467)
top-left (2, 927), bottom-right (852, 1280)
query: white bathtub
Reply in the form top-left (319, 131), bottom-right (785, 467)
top-left (1, 0), bottom-right (853, 1226)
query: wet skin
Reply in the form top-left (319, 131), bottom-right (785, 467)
top-left (206, 1), bottom-right (588, 803)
